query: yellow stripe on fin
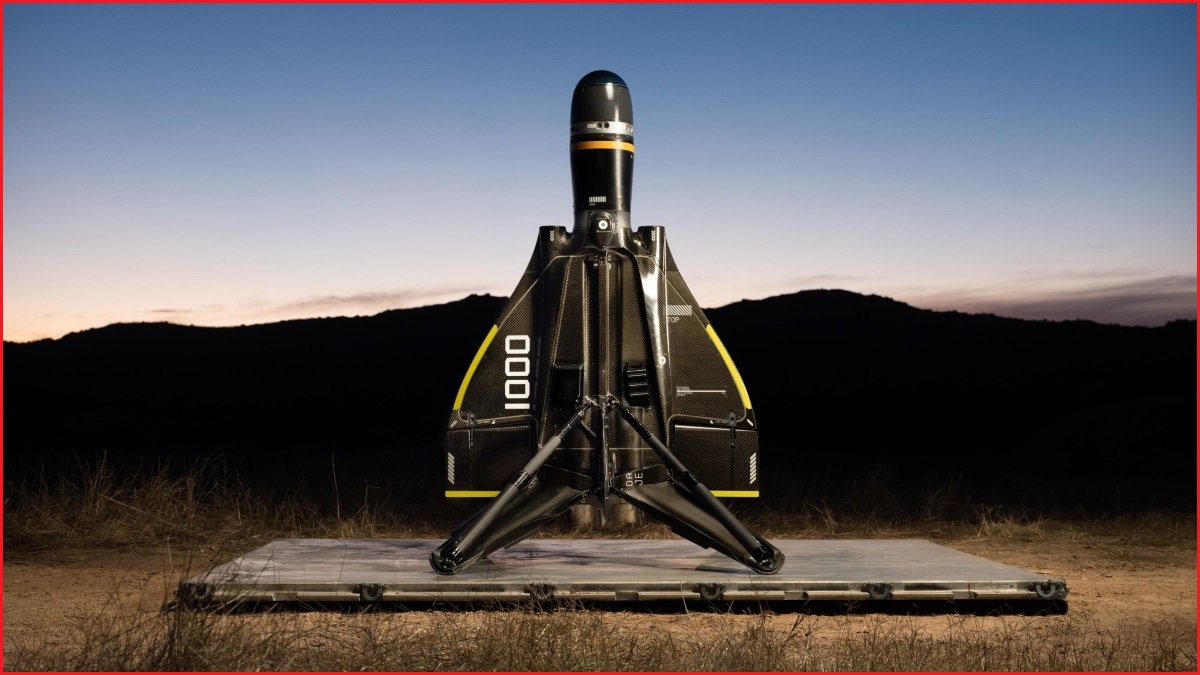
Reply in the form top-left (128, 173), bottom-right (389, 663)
top-left (446, 490), bottom-right (501, 498)
top-left (452, 325), bottom-right (499, 410)
top-left (705, 324), bottom-right (752, 409)
top-left (711, 490), bottom-right (759, 498)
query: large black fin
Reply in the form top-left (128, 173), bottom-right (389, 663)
top-left (444, 226), bottom-right (761, 498)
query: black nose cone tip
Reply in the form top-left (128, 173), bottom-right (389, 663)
top-left (571, 70), bottom-right (633, 126)
top-left (575, 70), bottom-right (627, 89)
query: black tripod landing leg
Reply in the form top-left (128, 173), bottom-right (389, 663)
top-left (430, 480), bottom-right (588, 574)
top-left (430, 402), bottom-right (592, 575)
top-left (613, 402), bottom-right (784, 574)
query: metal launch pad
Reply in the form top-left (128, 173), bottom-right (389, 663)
top-left (179, 538), bottom-right (1068, 607)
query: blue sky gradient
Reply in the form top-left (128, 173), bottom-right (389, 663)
top-left (4, 4), bottom-right (1196, 341)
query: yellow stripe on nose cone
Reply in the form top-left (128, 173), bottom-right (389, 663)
top-left (570, 140), bottom-right (635, 153)
top-left (705, 324), bottom-right (753, 410)
top-left (452, 325), bottom-right (499, 410)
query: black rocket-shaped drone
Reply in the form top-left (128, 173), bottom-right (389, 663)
top-left (430, 71), bottom-right (784, 575)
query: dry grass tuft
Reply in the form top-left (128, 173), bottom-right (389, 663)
top-left (5, 453), bottom-right (1194, 550)
top-left (3, 453), bottom-right (453, 553)
top-left (3, 454), bottom-right (262, 550)
top-left (6, 602), bottom-right (1194, 671)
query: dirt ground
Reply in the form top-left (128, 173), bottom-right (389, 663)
top-left (3, 523), bottom-right (1196, 668)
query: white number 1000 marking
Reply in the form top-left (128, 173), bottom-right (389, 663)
top-left (503, 334), bottom-right (531, 410)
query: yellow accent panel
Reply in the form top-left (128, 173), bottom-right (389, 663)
top-left (571, 140), bottom-right (635, 153)
top-left (705, 324), bottom-right (753, 409)
top-left (711, 490), bottom-right (759, 498)
top-left (452, 325), bottom-right (499, 410)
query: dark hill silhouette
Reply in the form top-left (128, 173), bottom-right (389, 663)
top-left (706, 291), bottom-right (1195, 501)
top-left (5, 290), bottom-right (1194, 507)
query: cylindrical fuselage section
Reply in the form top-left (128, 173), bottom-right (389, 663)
top-left (570, 71), bottom-right (633, 229)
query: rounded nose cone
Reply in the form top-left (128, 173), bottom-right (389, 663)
top-left (571, 70), bottom-right (633, 125)
top-left (575, 70), bottom-right (627, 89)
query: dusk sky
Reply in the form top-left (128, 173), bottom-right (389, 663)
top-left (4, 4), bottom-right (1196, 343)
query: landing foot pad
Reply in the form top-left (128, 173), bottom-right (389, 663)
top-left (178, 538), bottom-right (1068, 605)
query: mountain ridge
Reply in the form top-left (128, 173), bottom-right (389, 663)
top-left (5, 289), bottom-right (1194, 507)
top-left (7, 289), bottom-right (1192, 347)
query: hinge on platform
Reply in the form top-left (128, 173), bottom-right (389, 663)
top-left (525, 582), bottom-right (557, 604)
top-left (358, 583), bottom-right (387, 602)
top-left (864, 582), bottom-right (894, 600)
